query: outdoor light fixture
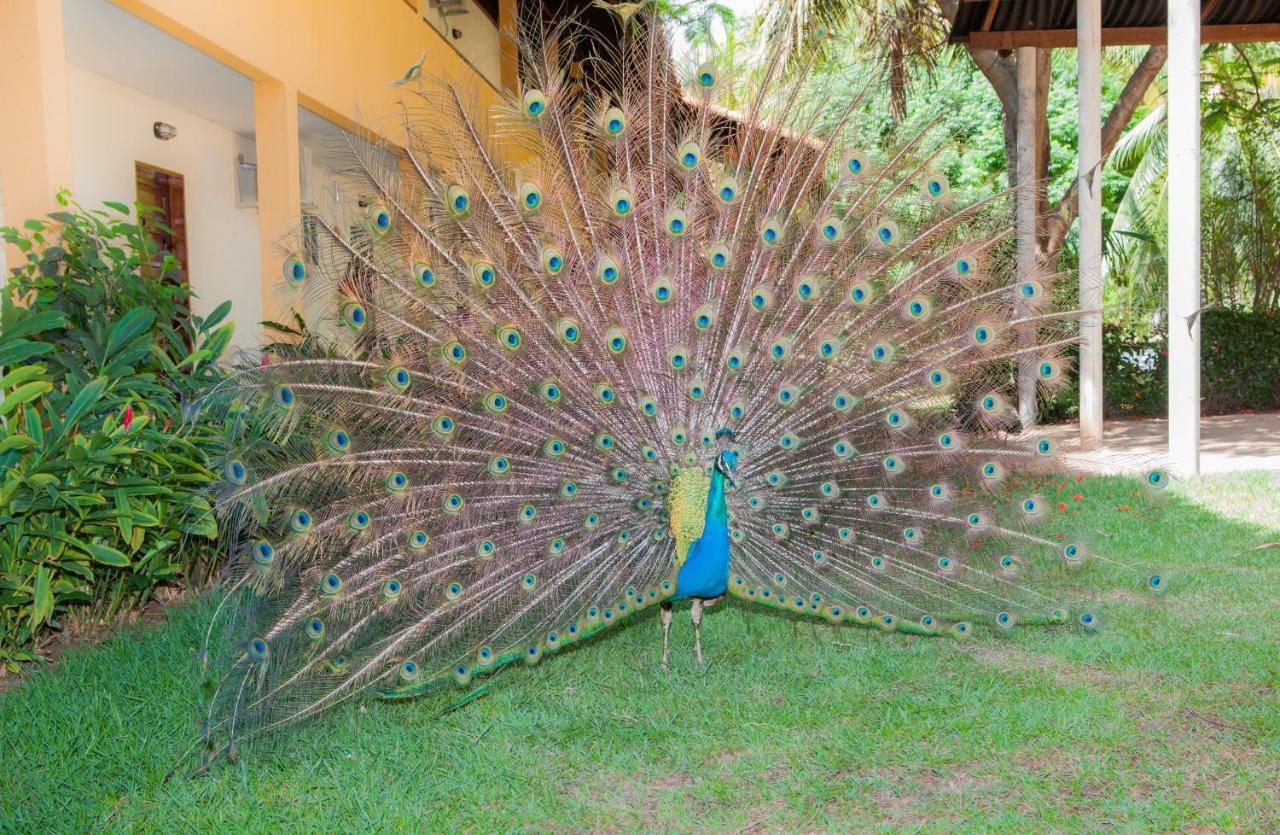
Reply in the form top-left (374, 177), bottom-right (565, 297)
top-left (153, 121), bottom-right (177, 141)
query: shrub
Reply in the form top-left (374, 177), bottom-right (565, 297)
top-left (0, 199), bottom-right (233, 668)
top-left (1041, 309), bottom-right (1280, 421)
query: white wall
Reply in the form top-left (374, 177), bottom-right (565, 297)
top-left (64, 63), bottom-right (262, 352)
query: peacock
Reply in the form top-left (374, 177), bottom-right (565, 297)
top-left (197, 7), bottom-right (1169, 764)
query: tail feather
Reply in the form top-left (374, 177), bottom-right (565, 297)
top-left (194, 9), bottom-right (1168, 760)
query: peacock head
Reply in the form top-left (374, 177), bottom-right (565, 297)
top-left (714, 428), bottom-right (739, 487)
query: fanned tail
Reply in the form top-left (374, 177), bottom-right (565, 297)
top-left (194, 9), bottom-right (1168, 762)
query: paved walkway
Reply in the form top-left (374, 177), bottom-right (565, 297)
top-left (1036, 411), bottom-right (1280, 474)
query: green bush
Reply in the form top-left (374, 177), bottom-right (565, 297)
top-left (0, 199), bottom-right (233, 668)
top-left (1041, 309), bottom-right (1280, 421)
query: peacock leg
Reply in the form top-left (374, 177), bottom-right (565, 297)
top-left (691, 599), bottom-right (705, 668)
top-left (660, 601), bottom-right (673, 672)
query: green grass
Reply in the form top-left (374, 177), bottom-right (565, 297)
top-left (3, 473), bottom-right (1279, 832)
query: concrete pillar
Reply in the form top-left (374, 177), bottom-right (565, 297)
top-left (252, 78), bottom-right (301, 337)
top-left (1077, 0), bottom-right (1104, 448)
top-left (1016, 46), bottom-right (1039, 430)
top-left (0, 0), bottom-right (74, 262)
top-left (1168, 0), bottom-right (1201, 475)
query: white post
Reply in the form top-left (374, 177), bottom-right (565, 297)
top-left (1077, 0), bottom-right (1104, 448)
top-left (1168, 0), bottom-right (1201, 475)
top-left (1016, 46), bottom-right (1039, 430)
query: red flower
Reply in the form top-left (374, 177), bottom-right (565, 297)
top-left (123, 404), bottom-right (134, 431)
top-left (1073, 493), bottom-right (1084, 501)
top-left (1057, 501), bottom-right (1068, 511)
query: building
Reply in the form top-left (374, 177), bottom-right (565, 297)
top-left (1, 0), bottom-right (515, 351)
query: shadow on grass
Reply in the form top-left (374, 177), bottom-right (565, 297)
top-left (1, 473), bottom-right (1277, 830)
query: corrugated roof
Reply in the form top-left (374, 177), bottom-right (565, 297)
top-left (949, 0), bottom-right (1280, 46)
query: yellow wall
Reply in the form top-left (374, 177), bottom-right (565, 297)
top-left (2, 0), bottom-right (507, 322)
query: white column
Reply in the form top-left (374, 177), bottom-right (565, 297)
top-left (1016, 46), bottom-right (1039, 430)
top-left (1077, 0), bottom-right (1104, 447)
top-left (1168, 0), bottom-right (1201, 475)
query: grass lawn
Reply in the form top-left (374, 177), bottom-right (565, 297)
top-left (2, 472), bottom-right (1279, 831)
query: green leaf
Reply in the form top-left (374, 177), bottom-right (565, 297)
top-left (86, 542), bottom-right (131, 567)
top-left (60, 377), bottom-right (109, 429)
top-left (103, 308), bottom-right (156, 361)
top-left (0, 381), bottom-right (53, 418)
top-left (103, 200), bottom-right (130, 214)
top-left (30, 565), bottom-right (53, 629)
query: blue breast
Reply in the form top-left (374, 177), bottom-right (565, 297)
top-left (673, 522), bottom-right (731, 599)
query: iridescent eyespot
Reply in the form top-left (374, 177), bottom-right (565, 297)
top-left (605, 326), bottom-right (627, 354)
top-left (247, 638), bottom-right (269, 662)
top-left (368, 203), bottom-right (392, 232)
top-left (446, 184), bottom-right (470, 216)
top-left (382, 579), bottom-right (402, 600)
top-left (305, 618), bottom-right (326, 641)
top-left (716, 176), bottom-right (739, 203)
top-left (906, 297), bottom-right (932, 319)
top-left (708, 242), bottom-right (730, 268)
top-left (995, 612), bottom-right (1015, 630)
top-left (283, 254), bottom-right (306, 285)
top-left (1036, 437), bottom-right (1057, 456)
top-left (519, 504), bottom-right (537, 523)
top-left (870, 342), bottom-right (894, 362)
top-left (224, 460), bottom-right (247, 484)
top-left (475, 539), bottom-right (496, 559)
top-left (818, 217), bottom-right (843, 243)
top-left (443, 492), bottom-right (464, 513)
top-left (407, 530), bottom-right (429, 549)
top-left (597, 256), bottom-right (621, 285)
top-left (677, 141), bottom-right (702, 170)
top-left (832, 439), bottom-right (854, 459)
top-left (487, 455), bottom-right (511, 476)
top-left (483, 391), bottom-right (509, 414)
top-left (441, 340), bottom-right (467, 365)
top-left (385, 365), bottom-right (410, 392)
top-left (471, 260), bottom-right (497, 289)
top-left (751, 287), bottom-right (773, 312)
top-left (539, 380), bottom-right (562, 403)
top-left (972, 323), bottom-right (996, 345)
top-left (667, 345), bottom-right (689, 370)
top-left (609, 187), bottom-right (634, 216)
top-left (695, 62), bottom-right (716, 87)
top-left (342, 301), bottom-right (366, 330)
top-left (413, 261), bottom-right (435, 289)
top-left (250, 541), bottom-right (274, 566)
top-left (431, 413), bottom-right (456, 438)
top-left (846, 152), bottom-right (867, 175)
top-left (558, 318), bottom-right (581, 346)
top-left (347, 510), bottom-right (370, 531)
top-left (872, 219), bottom-right (899, 245)
top-left (1079, 612), bottom-right (1099, 630)
top-left (320, 572), bottom-right (342, 595)
top-left (543, 438), bottom-right (566, 458)
top-left (885, 410), bottom-right (909, 429)
top-left (1038, 360), bottom-right (1062, 380)
top-left (385, 471), bottom-right (408, 493)
top-left (560, 481), bottom-right (578, 498)
top-left (1019, 280), bottom-right (1045, 301)
top-left (1063, 543), bottom-right (1084, 563)
top-left (445, 582), bottom-right (463, 601)
top-left (602, 106), bottom-right (626, 137)
top-left (637, 395), bottom-right (658, 417)
top-left (849, 282), bottom-right (873, 305)
top-left (651, 277), bottom-right (674, 303)
top-left (694, 304), bottom-right (716, 331)
top-left (522, 89), bottom-right (547, 119)
top-left (921, 172), bottom-right (950, 199)
top-left (927, 368), bottom-right (951, 388)
top-left (1146, 470), bottom-right (1170, 490)
top-left (769, 336), bottom-right (793, 361)
top-left (542, 246), bottom-right (565, 275)
top-left (664, 207), bottom-right (688, 237)
top-left (954, 254), bottom-right (979, 276)
top-left (290, 508), bottom-right (312, 533)
top-left (595, 383), bottom-right (616, 405)
top-left (760, 219), bottom-right (783, 245)
top-left (795, 276), bottom-right (825, 303)
top-left (521, 573), bottom-right (538, 592)
top-left (519, 182), bottom-right (542, 211)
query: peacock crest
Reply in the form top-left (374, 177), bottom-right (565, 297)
top-left (197, 9), bottom-right (1168, 759)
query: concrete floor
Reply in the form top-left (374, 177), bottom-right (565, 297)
top-left (1036, 410), bottom-right (1280, 474)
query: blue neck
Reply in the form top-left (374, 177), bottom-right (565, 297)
top-left (705, 468), bottom-right (728, 527)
